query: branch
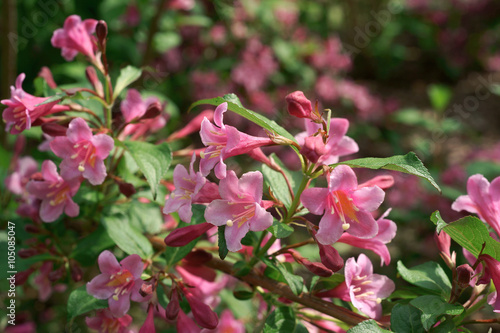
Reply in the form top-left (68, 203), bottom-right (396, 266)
top-left (205, 257), bottom-right (383, 328)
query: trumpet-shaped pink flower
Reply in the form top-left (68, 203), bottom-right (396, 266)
top-left (301, 165), bottom-right (385, 245)
top-left (163, 154), bottom-right (206, 223)
top-left (85, 309), bottom-right (133, 333)
top-left (5, 156), bottom-right (38, 195)
top-left (87, 251), bottom-right (150, 317)
top-left (1, 74), bottom-right (67, 134)
top-left (204, 170), bottom-right (273, 251)
top-left (452, 174), bottom-right (500, 237)
top-left (338, 209), bottom-right (397, 266)
top-left (51, 15), bottom-right (98, 61)
top-left (120, 89), bottom-right (160, 123)
top-left (26, 160), bottom-right (80, 223)
top-left (200, 102), bottom-right (273, 179)
top-left (50, 118), bottom-right (114, 185)
top-left (296, 117), bottom-right (358, 165)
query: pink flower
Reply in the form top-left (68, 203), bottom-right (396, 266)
top-left (120, 89), bottom-right (160, 123)
top-left (338, 209), bottom-right (397, 266)
top-left (285, 91), bottom-right (315, 120)
top-left (296, 117), bottom-right (358, 165)
top-left (50, 118), bottom-right (114, 185)
top-left (201, 310), bottom-right (245, 333)
top-left (204, 170), bottom-right (273, 251)
top-left (1, 74), bottom-right (67, 134)
top-left (199, 103), bottom-right (273, 179)
top-left (5, 157), bottom-right (38, 195)
top-left (34, 262), bottom-right (55, 301)
top-left (51, 15), bottom-right (98, 61)
top-left (139, 304), bottom-right (155, 333)
top-left (478, 254), bottom-right (500, 313)
top-left (26, 160), bottom-right (80, 223)
top-left (85, 309), bottom-right (133, 333)
top-left (452, 174), bottom-right (500, 237)
top-left (163, 154), bottom-right (206, 223)
top-left (301, 165), bottom-right (385, 245)
top-left (87, 251), bottom-right (150, 317)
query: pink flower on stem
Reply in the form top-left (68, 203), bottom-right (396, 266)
top-left (199, 102), bottom-right (273, 179)
top-left (163, 154), bottom-right (206, 223)
top-left (5, 157), bottom-right (38, 195)
top-left (51, 15), bottom-right (98, 61)
top-left (319, 254), bottom-right (395, 319)
top-left (139, 304), bottom-right (156, 333)
top-left (120, 89), bottom-right (160, 123)
top-left (301, 165), bottom-right (385, 245)
top-left (26, 160), bottom-right (80, 223)
top-left (296, 118), bottom-right (358, 165)
top-left (1, 74), bottom-right (68, 134)
top-left (204, 170), bottom-right (273, 252)
top-left (452, 174), bottom-right (500, 237)
top-left (50, 117), bottom-right (114, 185)
top-left (338, 209), bottom-right (397, 266)
top-left (85, 309), bottom-right (133, 333)
top-left (87, 251), bottom-right (150, 317)
top-left (478, 254), bottom-right (500, 313)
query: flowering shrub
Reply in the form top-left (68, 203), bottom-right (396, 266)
top-left (2, 2), bottom-right (500, 332)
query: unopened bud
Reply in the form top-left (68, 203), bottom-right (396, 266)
top-left (300, 135), bottom-right (327, 163)
top-left (70, 261), bottom-right (83, 282)
top-left (115, 178), bottom-right (136, 198)
top-left (164, 222), bottom-right (213, 247)
top-left (18, 248), bottom-right (38, 259)
top-left (15, 268), bottom-right (35, 286)
top-left (96, 20), bottom-right (108, 46)
top-left (315, 235), bottom-right (344, 272)
top-left (24, 224), bottom-right (41, 234)
top-left (183, 249), bottom-right (213, 266)
top-left (139, 281), bottom-right (154, 297)
top-left (182, 289), bottom-right (219, 329)
top-left (41, 122), bottom-right (68, 137)
top-left (285, 91), bottom-right (313, 119)
top-left (48, 265), bottom-right (65, 282)
top-left (142, 101), bottom-right (162, 120)
top-left (165, 288), bottom-right (180, 320)
top-left (456, 264), bottom-right (474, 288)
top-left (38, 66), bottom-right (57, 89)
top-left (85, 66), bottom-right (104, 96)
top-left (289, 250), bottom-right (332, 277)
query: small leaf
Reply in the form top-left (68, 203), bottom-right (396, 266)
top-left (233, 289), bottom-right (254, 300)
top-left (67, 286), bottom-right (108, 319)
top-left (410, 295), bottom-right (463, 330)
top-left (102, 214), bottom-right (153, 258)
top-left (189, 94), bottom-right (296, 142)
top-left (268, 220), bottom-right (294, 239)
top-left (34, 93), bottom-right (65, 106)
top-left (264, 306), bottom-right (296, 333)
top-left (397, 261), bottom-right (451, 296)
top-left (427, 84), bottom-right (452, 112)
top-left (113, 65), bottom-right (142, 99)
top-left (333, 152), bottom-right (440, 192)
top-left (390, 303), bottom-right (425, 333)
top-left (430, 211), bottom-right (447, 233)
top-left (348, 320), bottom-right (392, 333)
top-left (275, 262), bottom-right (303, 296)
top-left (70, 225), bottom-right (115, 266)
top-left (233, 261), bottom-right (251, 277)
top-left (122, 141), bottom-right (172, 200)
top-left (435, 215), bottom-right (500, 262)
top-left (218, 225), bottom-right (229, 260)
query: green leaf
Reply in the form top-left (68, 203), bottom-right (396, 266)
top-left (427, 84), bottom-right (452, 112)
top-left (397, 261), bottom-right (451, 296)
top-left (430, 318), bottom-right (459, 333)
top-left (218, 225), bottom-right (229, 260)
top-left (268, 220), bottom-right (294, 239)
top-left (410, 295), bottom-right (463, 330)
top-left (67, 286), bottom-right (108, 319)
top-left (390, 303), bottom-right (425, 333)
top-left (264, 306), bottom-right (296, 333)
top-left (102, 214), bottom-right (153, 258)
top-left (113, 65), bottom-right (142, 99)
top-left (333, 152), bottom-right (441, 192)
top-left (233, 261), bottom-right (251, 277)
top-left (430, 211), bottom-right (447, 233)
top-left (70, 224), bottom-right (115, 266)
top-left (348, 320), bottom-right (392, 332)
top-left (275, 262), bottom-right (303, 296)
top-left (261, 157), bottom-right (293, 208)
top-left (188, 94), bottom-right (296, 142)
top-left (128, 200), bottom-right (164, 234)
top-left (122, 141), bottom-right (172, 200)
top-left (34, 93), bottom-right (65, 106)
top-left (233, 289), bottom-right (254, 300)
top-left (435, 215), bottom-right (500, 262)
top-left (153, 32), bottom-right (181, 53)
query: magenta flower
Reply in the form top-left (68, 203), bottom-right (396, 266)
top-left (139, 304), bottom-right (155, 333)
top-left (296, 117), bottom-right (358, 165)
top-left (50, 118), bottom-right (114, 185)
top-left (85, 309), bottom-right (133, 333)
top-left (87, 251), bottom-right (150, 317)
top-left (478, 254), bottom-right (500, 313)
top-left (5, 156), bottom-right (38, 196)
top-left (51, 15), bottom-right (98, 61)
top-left (120, 89), bottom-right (160, 123)
top-left (204, 170), bottom-right (273, 252)
top-left (163, 154), bottom-right (206, 223)
top-left (452, 174), bottom-right (500, 237)
top-left (1, 74), bottom-right (67, 134)
top-left (301, 165), bottom-right (385, 245)
top-left (199, 102), bottom-right (273, 179)
top-left (338, 209), bottom-right (397, 266)
top-left (26, 160), bottom-right (80, 223)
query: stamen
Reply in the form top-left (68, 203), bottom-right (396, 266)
top-left (200, 152), bottom-right (206, 158)
top-left (78, 164), bottom-right (85, 172)
top-left (342, 222), bottom-right (350, 230)
top-left (376, 298), bottom-right (382, 304)
top-left (352, 287), bottom-right (362, 293)
top-left (49, 200), bottom-right (56, 206)
top-left (226, 220), bottom-right (233, 227)
top-left (112, 295), bottom-right (119, 301)
top-left (71, 153), bottom-right (79, 159)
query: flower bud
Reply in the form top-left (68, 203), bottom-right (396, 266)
top-left (176, 310), bottom-right (200, 332)
top-left (96, 20), bottom-right (108, 46)
top-left (300, 135), bottom-right (327, 163)
top-left (15, 268), bottom-right (35, 285)
top-left (48, 265), bottom-right (65, 282)
top-left (183, 249), bottom-right (213, 266)
top-left (164, 222), bottom-right (213, 247)
top-left (288, 250), bottom-right (332, 277)
top-left (183, 289), bottom-right (219, 329)
top-left (41, 122), bottom-right (68, 137)
top-left (285, 91), bottom-right (313, 119)
top-left (38, 66), bottom-right (57, 89)
top-left (114, 178), bottom-right (136, 198)
top-left (165, 288), bottom-right (180, 320)
top-left (24, 224), bottom-right (41, 234)
top-left (70, 260), bottom-right (83, 282)
top-left (18, 248), bottom-right (38, 259)
top-left (456, 264), bottom-right (474, 288)
top-left (142, 101), bottom-right (162, 120)
top-left (318, 243), bottom-right (344, 272)
top-left (139, 281), bottom-right (155, 297)
top-left (85, 66), bottom-right (104, 96)
top-left (139, 304), bottom-right (155, 333)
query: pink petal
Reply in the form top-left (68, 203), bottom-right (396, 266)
top-left (329, 165), bottom-right (357, 191)
top-left (66, 118), bottom-right (93, 142)
top-left (348, 211), bottom-right (378, 239)
top-left (352, 186), bottom-right (385, 212)
top-left (92, 134), bottom-right (114, 159)
top-left (301, 188), bottom-right (329, 215)
top-left (97, 250), bottom-right (121, 275)
top-left (376, 217), bottom-right (397, 244)
top-left (316, 213), bottom-right (344, 245)
top-left (108, 294), bottom-right (131, 317)
top-left (64, 198), bottom-right (79, 217)
top-left (82, 159), bottom-right (107, 185)
top-left (41, 160), bottom-right (61, 183)
top-left (120, 254), bottom-right (143, 279)
top-left (39, 199), bottom-right (64, 222)
top-left (248, 204), bottom-right (273, 231)
top-left (451, 195), bottom-right (477, 214)
top-left (214, 158), bottom-right (227, 179)
top-left (15, 73), bottom-right (25, 89)
top-left (238, 171), bottom-right (263, 203)
top-left (204, 200), bottom-right (239, 226)
top-left (214, 102), bottom-right (227, 128)
top-left (490, 177), bottom-right (500, 202)
top-left (328, 118), bottom-right (349, 144)
top-left (224, 221), bottom-right (251, 252)
top-left (87, 274), bottom-right (115, 299)
top-left (218, 170), bottom-right (242, 202)
top-left (50, 136), bottom-right (74, 159)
